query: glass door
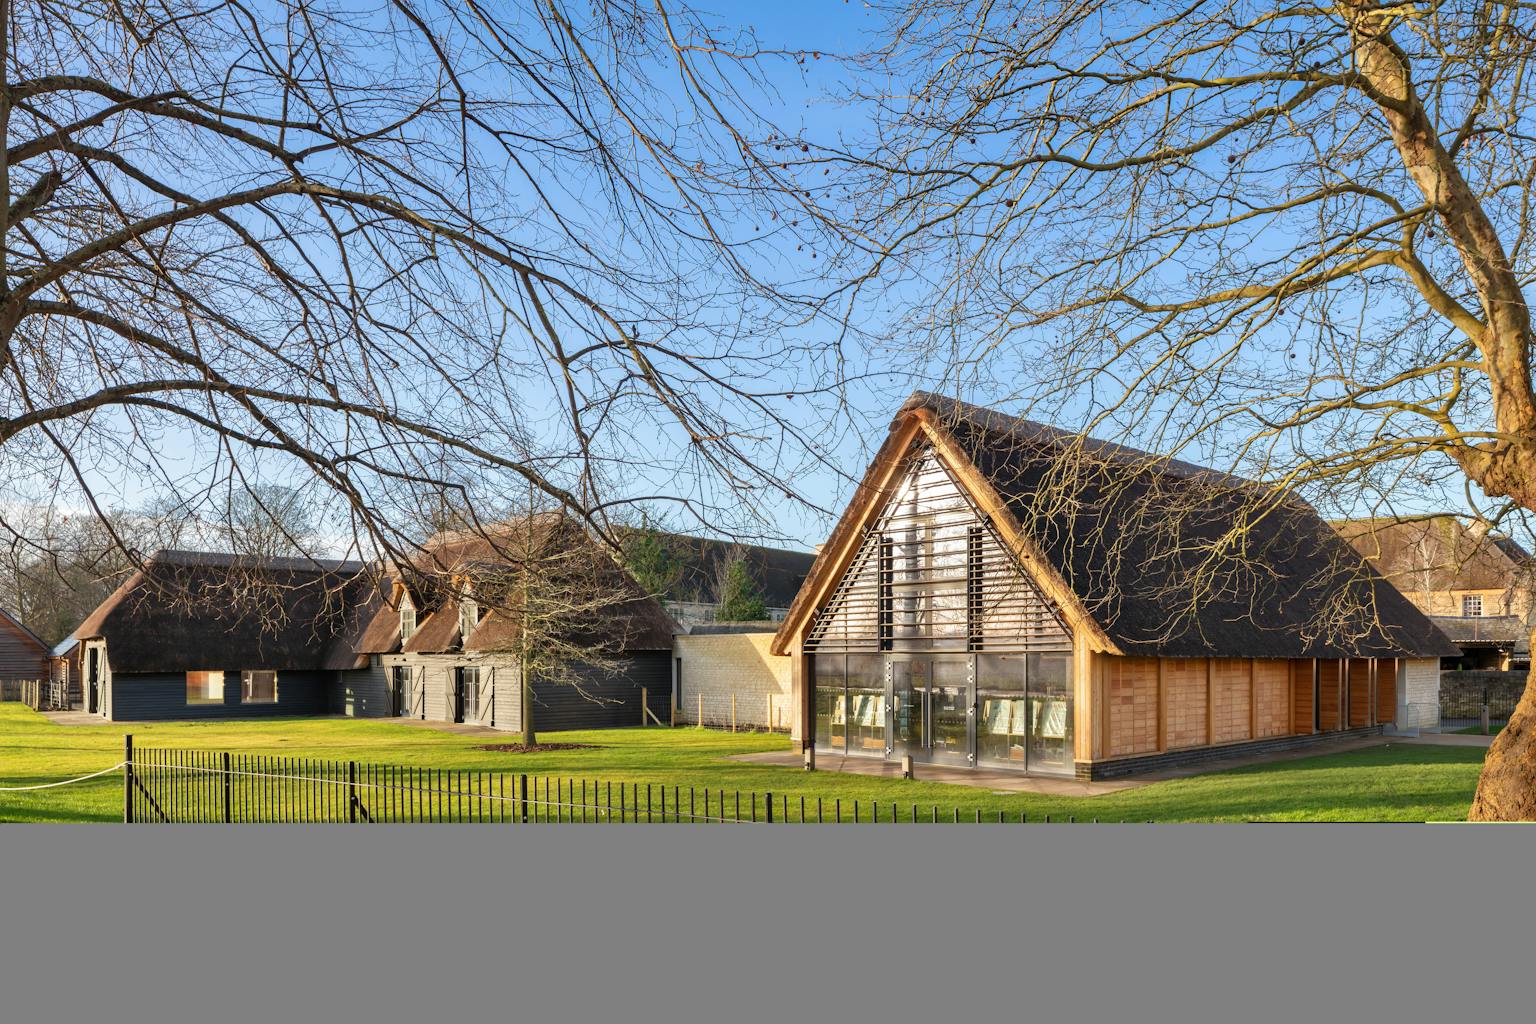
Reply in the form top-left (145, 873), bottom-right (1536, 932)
top-left (927, 656), bottom-right (974, 765)
top-left (887, 656), bottom-right (973, 765)
top-left (888, 658), bottom-right (923, 760)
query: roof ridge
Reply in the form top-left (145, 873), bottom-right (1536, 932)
top-left (902, 391), bottom-right (1256, 488)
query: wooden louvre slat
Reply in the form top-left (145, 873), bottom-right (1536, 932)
top-left (807, 448), bottom-right (1070, 653)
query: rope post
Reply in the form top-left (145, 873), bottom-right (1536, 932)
top-left (222, 751), bottom-right (233, 823)
top-left (123, 734), bottom-right (134, 823)
top-left (348, 761), bottom-right (358, 823)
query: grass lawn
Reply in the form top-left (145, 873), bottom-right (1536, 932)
top-left (1454, 724), bottom-right (1505, 736)
top-left (0, 702), bottom-right (1487, 823)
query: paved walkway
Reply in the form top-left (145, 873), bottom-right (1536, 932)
top-left (732, 733), bottom-right (1405, 797)
top-left (41, 709), bottom-right (115, 727)
top-left (390, 717), bottom-right (516, 739)
top-left (1397, 730), bottom-right (1497, 748)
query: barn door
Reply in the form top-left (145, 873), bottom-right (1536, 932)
top-left (86, 647), bottom-right (100, 714)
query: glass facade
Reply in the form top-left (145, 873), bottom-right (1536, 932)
top-left (815, 650), bottom-right (1073, 774)
top-left (806, 448), bottom-right (1075, 774)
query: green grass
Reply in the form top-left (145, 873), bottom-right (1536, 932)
top-left (0, 702), bottom-right (1488, 822)
top-left (1455, 724), bottom-right (1505, 736)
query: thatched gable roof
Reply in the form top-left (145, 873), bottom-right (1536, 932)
top-left (354, 515), bottom-right (676, 656)
top-left (775, 393), bottom-right (1457, 660)
top-left (73, 550), bottom-right (378, 674)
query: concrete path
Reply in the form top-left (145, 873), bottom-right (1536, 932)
top-left (733, 733), bottom-right (1401, 797)
top-left (41, 709), bottom-right (115, 727)
top-left (1398, 731), bottom-right (1497, 748)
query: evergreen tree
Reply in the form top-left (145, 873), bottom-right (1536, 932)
top-left (716, 559), bottom-right (767, 621)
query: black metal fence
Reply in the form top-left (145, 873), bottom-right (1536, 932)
top-left (1440, 670), bottom-right (1526, 729)
top-left (122, 739), bottom-right (1120, 824)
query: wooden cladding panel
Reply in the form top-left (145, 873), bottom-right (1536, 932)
top-left (1106, 656), bottom-right (1159, 757)
top-left (1290, 660), bottom-right (1315, 734)
top-left (1376, 658), bottom-right (1398, 724)
top-left (1209, 658), bottom-right (1251, 744)
top-left (1253, 660), bottom-right (1291, 738)
top-left (1348, 660), bottom-right (1373, 728)
top-left (1317, 660), bottom-right (1342, 731)
top-left (1164, 658), bottom-right (1208, 749)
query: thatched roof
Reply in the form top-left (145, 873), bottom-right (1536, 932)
top-left (354, 515), bottom-right (676, 656)
top-left (1333, 515), bottom-right (1530, 595)
top-left (73, 550), bottom-right (379, 674)
top-left (775, 393), bottom-right (1457, 660)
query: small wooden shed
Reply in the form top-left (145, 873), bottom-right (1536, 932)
top-left (0, 607), bottom-right (50, 691)
top-left (773, 394), bottom-right (1458, 779)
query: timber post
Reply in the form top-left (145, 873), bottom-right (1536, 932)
top-left (348, 761), bottom-right (358, 822)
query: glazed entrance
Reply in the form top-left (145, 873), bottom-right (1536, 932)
top-left (805, 448), bottom-right (1076, 775)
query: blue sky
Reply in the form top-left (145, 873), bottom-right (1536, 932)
top-left (13, 0), bottom-right (1519, 556)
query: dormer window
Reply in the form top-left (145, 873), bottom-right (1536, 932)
top-left (400, 602), bottom-right (417, 644)
top-left (459, 599), bottom-right (479, 641)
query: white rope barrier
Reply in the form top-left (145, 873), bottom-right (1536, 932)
top-left (0, 762), bottom-right (128, 791)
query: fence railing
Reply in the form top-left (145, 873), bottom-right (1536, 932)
top-left (121, 739), bottom-right (1116, 824)
top-left (6, 679), bottom-right (68, 711)
top-left (1440, 670), bottom-right (1526, 728)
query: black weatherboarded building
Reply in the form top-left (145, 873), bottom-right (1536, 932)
top-left (73, 551), bottom-right (382, 720)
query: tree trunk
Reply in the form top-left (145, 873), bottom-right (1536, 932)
top-left (1468, 632), bottom-right (1536, 821)
top-left (521, 655), bottom-right (536, 748)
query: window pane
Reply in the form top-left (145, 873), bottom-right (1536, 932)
top-left (1027, 653), bottom-right (1072, 772)
top-left (813, 655), bottom-right (845, 752)
top-left (242, 670), bottom-right (277, 703)
top-left (845, 654), bottom-right (885, 755)
top-left (977, 654), bottom-right (1026, 691)
top-left (185, 670), bottom-right (223, 705)
top-left (977, 654), bottom-right (1026, 764)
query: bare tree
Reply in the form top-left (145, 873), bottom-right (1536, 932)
top-left (0, 0), bottom-right (852, 596)
top-left (437, 507), bottom-right (663, 747)
top-left (787, 1), bottom-right (1536, 818)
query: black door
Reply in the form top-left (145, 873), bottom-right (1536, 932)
top-left (86, 648), bottom-right (100, 715)
top-left (390, 667), bottom-right (405, 717)
top-left (453, 668), bottom-right (466, 723)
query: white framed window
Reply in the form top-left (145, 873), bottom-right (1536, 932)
top-left (185, 670), bottom-right (223, 705)
top-left (241, 670), bottom-right (277, 703)
top-left (400, 603), bottom-right (417, 644)
top-left (459, 599), bottom-right (478, 641)
top-left (1462, 594), bottom-right (1484, 617)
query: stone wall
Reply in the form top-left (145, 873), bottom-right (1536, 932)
top-left (674, 630), bottom-right (792, 731)
top-left (1402, 658), bottom-right (1441, 731)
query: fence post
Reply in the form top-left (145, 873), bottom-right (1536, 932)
top-left (697, 692), bottom-right (703, 729)
top-left (520, 773), bottom-right (529, 823)
top-left (641, 687), bottom-right (648, 726)
top-left (222, 751), bottom-right (232, 823)
top-left (123, 734), bottom-right (134, 823)
top-left (348, 761), bottom-right (358, 822)
top-left (1482, 703), bottom-right (1491, 735)
top-left (731, 693), bottom-right (737, 733)
top-left (766, 792), bottom-right (774, 823)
